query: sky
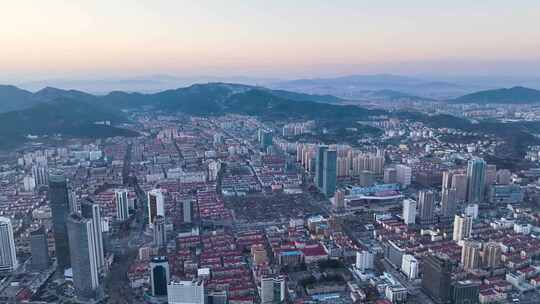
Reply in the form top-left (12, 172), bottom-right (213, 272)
top-left (1, 0), bottom-right (540, 82)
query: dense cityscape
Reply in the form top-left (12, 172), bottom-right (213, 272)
top-left (3, 2), bottom-right (540, 304)
top-left (1, 96), bottom-right (540, 304)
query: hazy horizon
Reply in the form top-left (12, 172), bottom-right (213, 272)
top-left (2, 0), bottom-right (540, 84)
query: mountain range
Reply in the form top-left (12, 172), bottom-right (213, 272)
top-left (2, 82), bottom-right (540, 155)
top-left (451, 86), bottom-right (540, 104)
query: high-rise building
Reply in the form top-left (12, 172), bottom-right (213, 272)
top-left (258, 129), bottom-right (273, 150)
top-left (30, 226), bottom-right (49, 271)
top-left (317, 148), bottom-right (337, 197)
top-left (453, 214), bottom-right (473, 242)
top-left (401, 254), bottom-right (419, 280)
top-left (167, 280), bottom-right (205, 304)
top-left (441, 170), bottom-right (453, 190)
top-left (452, 173), bottom-right (468, 202)
top-left (115, 189), bottom-right (130, 221)
top-left (154, 215), bottom-right (166, 248)
top-left (461, 241), bottom-right (482, 270)
top-left (148, 189), bottom-right (165, 226)
top-left (332, 189), bottom-right (345, 210)
top-left (402, 199), bottom-right (416, 225)
top-left (150, 256), bottom-right (170, 297)
top-left (441, 188), bottom-right (457, 219)
top-left (418, 190), bottom-right (435, 225)
top-left (0, 217), bottom-right (18, 273)
top-left (422, 254), bottom-right (452, 304)
top-left (32, 165), bottom-right (49, 187)
top-left (80, 199), bottom-right (105, 273)
top-left (67, 214), bottom-right (100, 299)
top-left (466, 158), bottom-right (486, 203)
top-left (182, 200), bottom-right (193, 224)
top-left (396, 164), bottom-right (412, 188)
top-left (383, 167), bottom-right (397, 184)
top-left (260, 276), bottom-right (286, 304)
top-left (451, 280), bottom-right (480, 304)
top-left (483, 242), bottom-right (501, 269)
top-left (314, 145), bottom-right (328, 189)
top-left (355, 250), bottom-right (374, 271)
top-left (48, 171), bottom-right (71, 270)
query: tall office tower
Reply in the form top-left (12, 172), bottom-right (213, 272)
top-left (167, 280), bottom-right (205, 304)
top-left (147, 189), bottom-right (165, 226)
top-left (32, 164), bottom-right (49, 186)
top-left (0, 217), bottom-right (18, 273)
top-left (358, 170), bottom-right (374, 187)
top-left (402, 199), bottom-right (417, 225)
top-left (322, 149), bottom-right (337, 197)
top-left (150, 256), bottom-right (170, 297)
top-left (451, 281), bottom-right (480, 304)
top-left (182, 200), bottom-right (193, 224)
top-left (483, 242), bottom-right (502, 269)
top-left (422, 254), bottom-right (452, 304)
top-left (115, 189), bottom-right (129, 221)
top-left (154, 215), bottom-right (166, 248)
top-left (314, 145), bottom-right (328, 189)
top-left (452, 173), bottom-right (468, 202)
top-left (395, 164), bottom-right (412, 188)
top-left (260, 276), bottom-right (286, 304)
top-left (496, 169), bottom-right (512, 185)
top-left (466, 158), bottom-right (486, 203)
top-left (453, 214), bottom-right (473, 242)
top-left (67, 214), bottom-right (99, 299)
top-left (418, 190), bottom-right (435, 225)
top-left (30, 226), bottom-right (49, 271)
top-left (441, 188), bottom-right (457, 218)
top-left (258, 129), bottom-right (273, 150)
top-left (48, 171), bottom-right (71, 270)
top-left (461, 241), bottom-right (482, 270)
top-left (80, 199), bottom-right (105, 273)
top-left (441, 170), bottom-right (453, 190)
top-left (383, 167), bottom-right (397, 184)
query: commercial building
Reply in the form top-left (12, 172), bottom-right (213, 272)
top-left (0, 217), bottom-right (18, 273)
top-left (148, 189), bottom-right (165, 226)
top-left (355, 250), bottom-right (374, 271)
top-left (150, 256), bottom-right (170, 297)
top-left (30, 226), bottom-right (49, 271)
top-left (260, 276), bottom-right (286, 304)
top-left (451, 280), bottom-right (480, 304)
top-left (467, 158), bottom-right (486, 203)
top-left (401, 254), bottom-right (419, 280)
top-left (402, 199), bottom-right (416, 225)
top-left (48, 171), bottom-right (71, 270)
top-left (67, 213), bottom-right (100, 300)
top-left (418, 190), bottom-right (436, 225)
top-left (80, 199), bottom-right (105, 273)
top-left (422, 254), bottom-right (452, 304)
top-left (115, 189), bottom-right (130, 221)
top-left (167, 280), bottom-right (205, 304)
top-left (488, 184), bottom-right (523, 204)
